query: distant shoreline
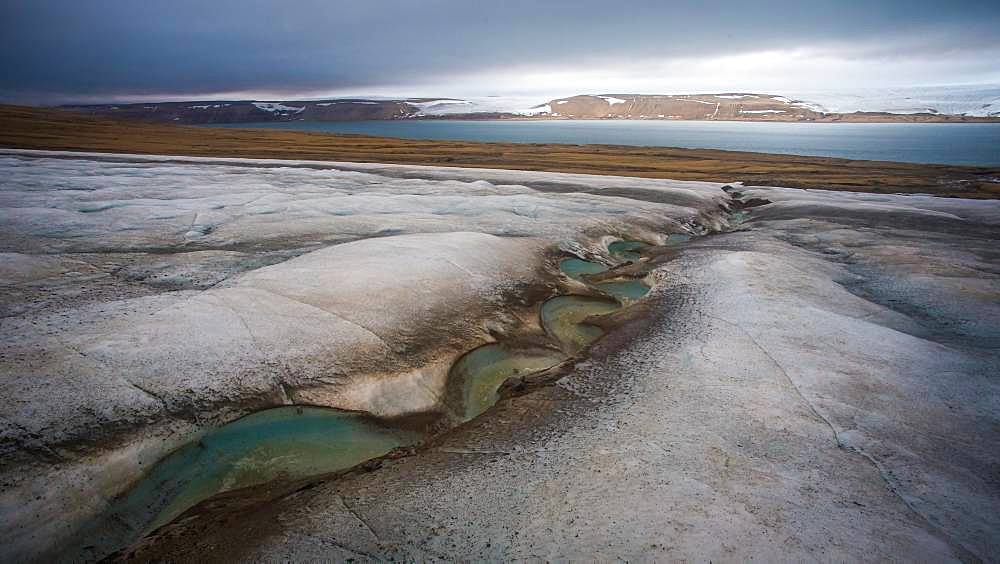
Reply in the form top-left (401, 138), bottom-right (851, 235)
top-left (2, 104), bottom-right (998, 199)
top-left (59, 92), bottom-right (1000, 126)
top-left (208, 118), bottom-right (1000, 168)
top-left (215, 116), bottom-right (1000, 124)
top-left (411, 114), bottom-right (1000, 124)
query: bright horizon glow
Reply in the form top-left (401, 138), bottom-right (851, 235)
top-left (34, 47), bottom-right (1000, 106)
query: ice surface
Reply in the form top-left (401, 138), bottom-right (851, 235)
top-left (2, 149), bottom-right (998, 561)
top-left (210, 181), bottom-right (1000, 563)
top-left (0, 150), bottom-right (726, 258)
top-left (0, 149), bottom-right (731, 560)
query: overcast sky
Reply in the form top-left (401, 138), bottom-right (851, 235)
top-left (2, 0), bottom-right (999, 104)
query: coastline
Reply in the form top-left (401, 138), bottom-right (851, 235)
top-left (418, 113), bottom-right (1000, 123)
top-left (2, 104), bottom-right (998, 198)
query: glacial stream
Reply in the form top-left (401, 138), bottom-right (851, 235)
top-left (77, 238), bottom-right (661, 559)
top-left (447, 241), bottom-right (652, 422)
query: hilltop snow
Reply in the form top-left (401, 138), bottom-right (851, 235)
top-left (786, 84), bottom-right (1000, 117)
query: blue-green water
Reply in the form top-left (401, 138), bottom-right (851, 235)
top-left (594, 279), bottom-right (650, 302)
top-left (541, 295), bottom-right (621, 350)
top-left (448, 344), bottom-right (566, 421)
top-left (608, 240), bottom-right (648, 261)
top-left (211, 120), bottom-right (1000, 166)
top-left (75, 406), bottom-right (421, 557)
top-left (559, 257), bottom-right (609, 281)
top-left (559, 253), bottom-right (651, 304)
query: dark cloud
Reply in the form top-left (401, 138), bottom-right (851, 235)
top-left (1, 0), bottom-right (998, 103)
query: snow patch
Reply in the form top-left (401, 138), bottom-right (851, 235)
top-left (408, 99), bottom-right (471, 110)
top-left (795, 102), bottom-right (826, 112)
top-left (521, 104), bottom-right (552, 115)
top-left (400, 96), bottom-right (552, 116)
top-left (715, 94), bottom-right (759, 99)
top-left (316, 101), bottom-right (380, 106)
top-left (783, 85), bottom-right (1000, 117)
top-left (599, 96), bottom-right (628, 105)
top-left (740, 109), bottom-right (786, 114)
top-left (253, 102), bottom-right (305, 113)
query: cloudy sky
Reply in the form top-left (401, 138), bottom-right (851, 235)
top-left (1, 0), bottom-right (999, 104)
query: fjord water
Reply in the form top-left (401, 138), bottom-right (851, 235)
top-left (213, 120), bottom-right (1000, 166)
